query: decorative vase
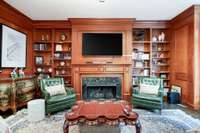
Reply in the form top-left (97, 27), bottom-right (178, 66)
top-left (161, 32), bottom-right (165, 42)
top-left (60, 61), bottom-right (65, 66)
top-left (158, 35), bottom-right (162, 42)
top-left (41, 35), bottom-right (45, 41)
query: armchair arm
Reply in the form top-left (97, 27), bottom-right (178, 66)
top-left (158, 89), bottom-right (164, 97)
top-left (65, 87), bottom-right (75, 95)
top-left (40, 88), bottom-right (50, 100)
top-left (133, 86), bottom-right (140, 94)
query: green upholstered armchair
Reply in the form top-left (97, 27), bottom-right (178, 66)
top-left (132, 77), bottom-right (164, 112)
top-left (40, 78), bottom-right (76, 114)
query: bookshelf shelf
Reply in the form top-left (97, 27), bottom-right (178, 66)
top-left (33, 28), bottom-right (72, 87)
top-left (132, 28), bottom-right (171, 88)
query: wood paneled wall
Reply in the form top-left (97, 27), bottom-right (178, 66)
top-left (0, 1), bottom-right (33, 78)
top-left (1, 1), bottom-right (200, 108)
top-left (69, 18), bottom-right (133, 100)
top-left (170, 5), bottom-right (200, 109)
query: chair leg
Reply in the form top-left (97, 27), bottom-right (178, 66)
top-left (48, 113), bottom-right (51, 117)
top-left (160, 109), bottom-right (162, 115)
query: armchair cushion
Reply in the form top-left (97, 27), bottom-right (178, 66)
top-left (140, 84), bottom-right (159, 95)
top-left (45, 84), bottom-right (66, 96)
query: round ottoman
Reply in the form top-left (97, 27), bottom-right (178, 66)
top-left (28, 99), bottom-right (45, 122)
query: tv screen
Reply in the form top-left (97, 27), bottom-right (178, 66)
top-left (82, 33), bottom-right (122, 56)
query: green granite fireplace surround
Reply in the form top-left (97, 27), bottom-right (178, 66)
top-left (82, 77), bottom-right (121, 100)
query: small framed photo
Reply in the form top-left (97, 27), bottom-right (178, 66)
top-left (35, 56), bottom-right (43, 65)
top-left (171, 85), bottom-right (182, 96)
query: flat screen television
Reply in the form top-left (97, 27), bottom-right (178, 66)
top-left (82, 33), bottom-right (122, 56)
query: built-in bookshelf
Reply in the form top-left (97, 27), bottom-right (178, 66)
top-left (151, 28), bottom-right (171, 90)
top-left (33, 29), bottom-right (53, 80)
top-left (33, 28), bottom-right (72, 87)
top-left (132, 29), bottom-right (151, 86)
top-left (132, 28), bottom-right (170, 91)
top-left (53, 29), bottom-right (72, 86)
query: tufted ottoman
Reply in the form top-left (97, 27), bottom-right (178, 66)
top-left (28, 99), bottom-right (45, 122)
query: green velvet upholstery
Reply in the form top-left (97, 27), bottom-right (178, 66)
top-left (132, 77), bottom-right (164, 111)
top-left (40, 78), bottom-right (76, 114)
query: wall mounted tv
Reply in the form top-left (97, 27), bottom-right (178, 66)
top-left (82, 33), bottom-right (122, 56)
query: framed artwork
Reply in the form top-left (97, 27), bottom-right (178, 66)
top-left (171, 85), bottom-right (182, 96)
top-left (0, 24), bottom-right (27, 68)
top-left (35, 56), bottom-right (43, 65)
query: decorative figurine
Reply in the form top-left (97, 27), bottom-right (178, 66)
top-left (161, 32), bottom-right (165, 42)
top-left (46, 35), bottom-right (49, 41)
top-left (11, 67), bottom-right (18, 79)
top-left (18, 68), bottom-right (25, 78)
top-left (48, 68), bottom-right (52, 73)
top-left (152, 36), bottom-right (157, 42)
top-left (158, 34), bottom-right (162, 42)
top-left (60, 61), bottom-right (65, 66)
top-left (37, 68), bottom-right (42, 72)
top-left (41, 35), bottom-right (45, 41)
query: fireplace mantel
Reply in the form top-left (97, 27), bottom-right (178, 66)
top-left (70, 18), bottom-right (133, 101)
top-left (72, 65), bottom-right (132, 100)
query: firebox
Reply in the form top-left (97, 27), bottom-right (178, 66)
top-left (82, 77), bottom-right (121, 100)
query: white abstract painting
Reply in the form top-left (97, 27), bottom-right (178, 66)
top-left (1, 25), bottom-right (26, 68)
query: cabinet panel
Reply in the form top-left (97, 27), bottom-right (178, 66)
top-left (80, 67), bottom-right (103, 72)
top-left (105, 67), bottom-right (124, 72)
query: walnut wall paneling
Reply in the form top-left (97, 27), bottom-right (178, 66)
top-left (70, 19), bottom-right (134, 100)
top-left (174, 26), bottom-right (190, 104)
top-left (70, 18), bottom-right (133, 65)
top-left (194, 6), bottom-right (200, 108)
top-left (171, 5), bottom-right (200, 109)
top-left (0, 1), bottom-right (33, 78)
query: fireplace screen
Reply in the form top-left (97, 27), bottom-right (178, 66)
top-left (82, 77), bottom-right (121, 100)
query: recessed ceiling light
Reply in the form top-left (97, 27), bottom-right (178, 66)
top-left (99, 0), bottom-right (105, 3)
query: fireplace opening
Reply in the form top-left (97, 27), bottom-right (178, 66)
top-left (86, 86), bottom-right (116, 100)
top-left (82, 77), bottom-right (121, 100)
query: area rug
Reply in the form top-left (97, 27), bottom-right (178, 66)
top-left (4, 109), bottom-right (200, 133)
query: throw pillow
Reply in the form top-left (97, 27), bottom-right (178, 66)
top-left (45, 84), bottom-right (66, 96)
top-left (140, 84), bottom-right (159, 95)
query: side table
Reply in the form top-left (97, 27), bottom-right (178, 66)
top-left (28, 99), bottom-right (45, 122)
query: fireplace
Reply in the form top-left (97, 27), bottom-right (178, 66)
top-left (82, 77), bottom-right (121, 100)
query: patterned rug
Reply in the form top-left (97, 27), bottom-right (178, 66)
top-left (4, 109), bottom-right (200, 133)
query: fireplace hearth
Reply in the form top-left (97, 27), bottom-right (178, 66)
top-left (82, 77), bottom-right (121, 100)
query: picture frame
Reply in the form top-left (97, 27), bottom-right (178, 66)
top-left (171, 85), bottom-right (182, 96)
top-left (0, 24), bottom-right (27, 68)
top-left (35, 56), bottom-right (43, 65)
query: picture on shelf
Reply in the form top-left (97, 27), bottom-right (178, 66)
top-left (55, 44), bottom-right (63, 51)
top-left (0, 24), bottom-right (27, 68)
top-left (35, 56), bottom-right (43, 65)
top-left (171, 85), bottom-right (182, 96)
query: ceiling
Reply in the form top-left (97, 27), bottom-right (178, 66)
top-left (4, 0), bottom-right (200, 20)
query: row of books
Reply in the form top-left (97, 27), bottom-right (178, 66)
top-left (34, 44), bottom-right (48, 51)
